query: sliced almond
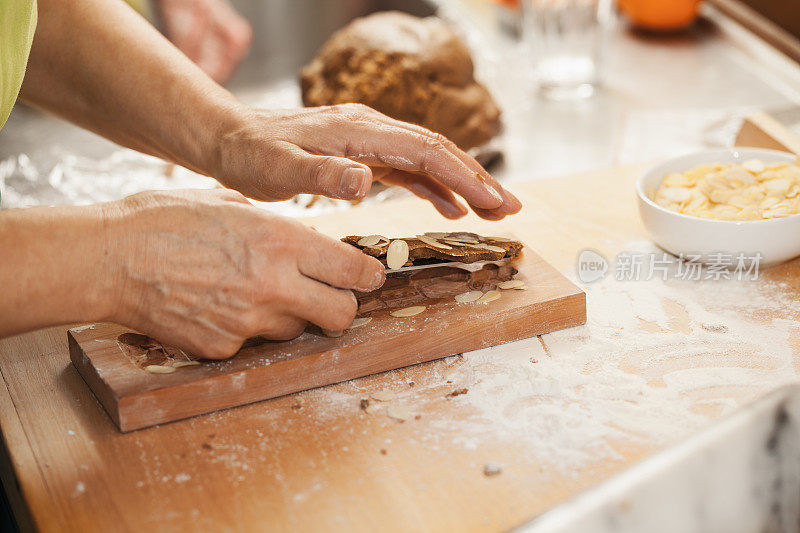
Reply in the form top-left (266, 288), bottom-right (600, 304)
top-left (390, 305), bottom-right (426, 317)
top-left (172, 360), bottom-right (201, 368)
top-left (387, 404), bottom-right (413, 422)
top-left (442, 239), bottom-right (479, 248)
top-left (498, 279), bottom-right (525, 290)
top-left (447, 232), bottom-right (479, 242)
top-left (357, 235), bottom-right (384, 247)
top-left (322, 329), bottom-right (343, 338)
top-left (477, 290), bottom-right (501, 303)
top-left (371, 390), bottom-right (397, 402)
top-left (487, 236), bottom-right (514, 242)
top-left (473, 243), bottom-right (507, 253)
top-left (347, 317), bottom-right (372, 329)
top-left (742, 159), bottom-right (766, 173)
top-left (145, 365), bottom-right (176, 374)
top-left (455, 290), bottom-right (483, 303)
top-left (386, 239), bottom-right (410, 269)
top-left (444, 237), bottom-right (480, 245)
top-left (416, 235), bottom-right (453, 250)
top-left (424, 232), bottom-right (449, 239)
top-left (364, 400), bottom-right (387, 414)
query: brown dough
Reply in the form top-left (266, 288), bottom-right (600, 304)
top-left (300, 11), bottom-right (501, 151)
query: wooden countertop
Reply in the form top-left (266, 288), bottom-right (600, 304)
top-left (2, 164), bottom-right (799, 532)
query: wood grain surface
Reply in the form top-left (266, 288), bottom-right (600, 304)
top-left (68, 251), bottom-right (585, 432)
top-left (1, 162), bottom-right (799, 532)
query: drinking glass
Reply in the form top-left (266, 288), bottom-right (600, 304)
top-left (522, 0), bottom-right (613, 100)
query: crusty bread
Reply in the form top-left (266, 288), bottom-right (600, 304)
top-left (301, 12), bottom-right (501, 151)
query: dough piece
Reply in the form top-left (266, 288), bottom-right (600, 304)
top-left (300, 11), bottom-right (501, 151)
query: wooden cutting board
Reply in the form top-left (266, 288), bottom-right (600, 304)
top-left (68, 248), bottom-right (585, 432)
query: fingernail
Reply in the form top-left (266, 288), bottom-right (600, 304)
top-left (355, 268), bottom-right (385, 292)
top-left (485, 183), bottom-right (504, 203)
top-left (372, 268), bottom-right (385, 288)
top-left (340, 168), bottom-right (366, 198)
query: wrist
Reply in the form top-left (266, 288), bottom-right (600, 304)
top-left (189, 98), bottom-right (254, 180)
top-left (87, 201), bottom-right (128, 324)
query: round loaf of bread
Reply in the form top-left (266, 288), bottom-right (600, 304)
top-left (300, 11), bottom-right (502, 151)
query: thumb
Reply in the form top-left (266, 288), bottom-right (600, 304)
top-left (297, 154), bottom-right (373, 200)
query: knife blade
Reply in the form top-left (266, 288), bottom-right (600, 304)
top-left (385, 258), bottom-right (513, 275)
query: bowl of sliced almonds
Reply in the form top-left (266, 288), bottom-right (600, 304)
top-left (637, 148), bottom-right (800, 265)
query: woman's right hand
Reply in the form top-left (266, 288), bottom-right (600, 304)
top-left (101, 188), bottom-right (384, 359)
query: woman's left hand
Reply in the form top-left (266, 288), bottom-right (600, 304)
top-left (211, 103), bottom-right (522, 220)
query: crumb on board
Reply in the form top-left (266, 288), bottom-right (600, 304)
top-left (447, 388), bottom-right (469, 398)
top-left (701, 323), bottom-right (729, 333)
top-left (483, 463), bottom-right (502, 477)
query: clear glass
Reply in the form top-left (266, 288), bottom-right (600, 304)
top-left (522, 0), bottom-right (612, 100)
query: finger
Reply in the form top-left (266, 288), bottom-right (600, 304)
top-left (297, 105), bottom-right (504, 210)
top-left (378, 169), bottom-right (468, 219)
top-left (359, 111), bottom-right (523, 217)
top-left (256, 315), bottom-right (307, 341)
top-left (290, 278), bottom-right (360, 332)
top-left (213, 187), bottom-right (252, 205)
top-left (197, 36), bottom-right (236, 84)
top-left (295, 229), bottom-right (385, 291)
top-left (470, 184), bottom-right (521, 220)
top-left (171, 1), bottom-right (212, 62)
top-left (276, 144), bottom-right (373, 200)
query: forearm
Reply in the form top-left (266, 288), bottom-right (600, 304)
top-left (0, 206), bottom-right (116, 336)
top-left (19, 0), bottom-right (243, 175)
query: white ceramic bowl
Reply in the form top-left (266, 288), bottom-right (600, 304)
top-left (637, 148), bottom-right (800, 266)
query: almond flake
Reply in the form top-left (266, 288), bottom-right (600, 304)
top-left (444, 237), bottom-right (480, 245)
top-left (364, 400), bottom-right (387, 414)
top-left (145, 365), bottom-right (176, 374)
top-left (387, 404), bottom-right (413, 422)
top-left (474, 243), bottom-right (507, 253)
top-left (424, 232), bottom-right (449, 239)
top-left (371, 390), bottom-right (397, 402)
top-left (172, 360), bottom-right (201, 368)
top-left (442, 239), bottom-right (479, 248)
top-left (386, 239), bottom-right (409, 269)
top-left (498, 279), bottom-right (525, 290)
top-left (477, 290), bottom-right (501, 303)
top-left (455, 290), bottom-right (483, 303)
top-left (742, 159), bottom-right (766, 173)
top-left (322, 329), bottom-right (343, 337)
top-left (487, 236), bottom-right (513, 242)
top-left (347, 317), bottom-right (372, 329)
top-left (357, 235), bottom-right (384, 247)
top-left (390, 305), bottom-right (426, 317)
top-left (447, 232), bottom-right (479, 242)
top-left (416, 235), bottom-right (453, 250)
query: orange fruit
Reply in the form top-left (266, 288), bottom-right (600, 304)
top-left (618, 0), bottom-right (702, 30)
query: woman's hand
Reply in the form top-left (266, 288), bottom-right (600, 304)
top-left (103, 188), bottom-right (384, 358)
top-left (22, 0), bottom-right (520, 221)
top-left (156, 0), bottom-right (253, 84)
top-left (211, 104), bottom-right (522, 221)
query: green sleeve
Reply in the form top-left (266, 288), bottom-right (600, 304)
top-left (125, 0), bottom-right (153, 19)
top-left (0, 0), bottom-right (37, 132)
